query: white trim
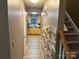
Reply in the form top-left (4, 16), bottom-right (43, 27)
top-left (65, 11), bottom-right (79, 33)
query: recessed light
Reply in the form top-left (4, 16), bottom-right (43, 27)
top-left (31, 0), bottom-right (38, 3)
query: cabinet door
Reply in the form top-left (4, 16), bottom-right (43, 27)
top-left (7, 0), bottom-right (24, 59)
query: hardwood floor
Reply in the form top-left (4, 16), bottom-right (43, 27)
top-left (23, 35), bottom-right (43, 59)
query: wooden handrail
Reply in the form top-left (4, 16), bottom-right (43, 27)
top-left (60, 30), bottom-right (70, 52)
top-left (60, 30), bottom-right (73, 59)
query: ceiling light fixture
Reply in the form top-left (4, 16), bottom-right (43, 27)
top-left (31, 0), bottom-right (38, 3)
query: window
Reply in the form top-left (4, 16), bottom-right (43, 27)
top-left (31, 15), bottom-right (37, 27)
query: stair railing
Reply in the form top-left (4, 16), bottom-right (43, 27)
top-left (60, 30), bottom-right (74, 59)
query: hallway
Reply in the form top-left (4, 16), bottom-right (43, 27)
top-left (6, 0), bottom-right (65, 59)
top-left (23, 35), bottom-right (43, 59)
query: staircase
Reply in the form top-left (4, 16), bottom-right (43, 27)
top-left (60, 11), bottom-right (79, 59)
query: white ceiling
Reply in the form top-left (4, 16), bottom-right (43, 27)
top-left (24, 0), bottom-right (60, 13)
top-left (24, 0), bottom-right (46, 12)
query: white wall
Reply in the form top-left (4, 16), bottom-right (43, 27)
top-left (42, 0), bottom-right (60, 27)
top-left (23, 9), bottom-right (27, 38)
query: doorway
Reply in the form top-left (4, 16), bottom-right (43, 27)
top-left (7, 0), bottom-right (65, 59)
top-left (27, 14), bottom-right (41, 35)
